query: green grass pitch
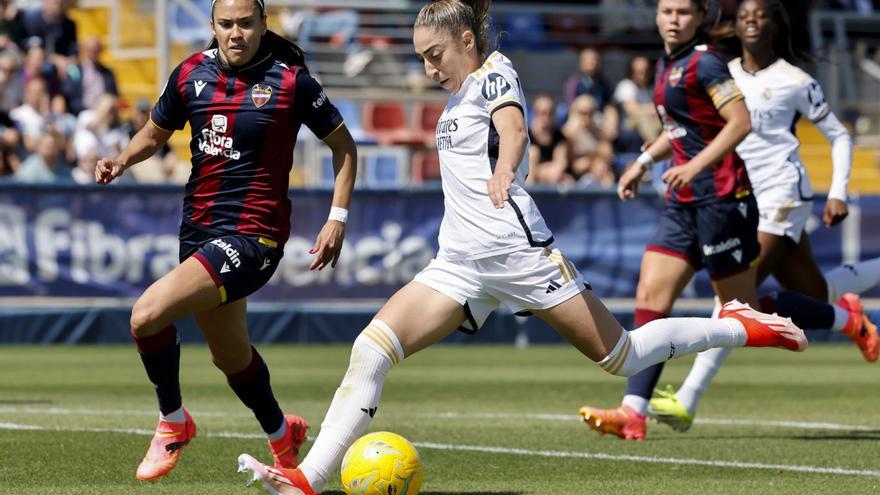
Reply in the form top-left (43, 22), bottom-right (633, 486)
top-left (0, 344), bottom-right (878, 494)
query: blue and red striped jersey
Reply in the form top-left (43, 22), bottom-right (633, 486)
top-left (654, 41), bottom-right (750, 204)
top-left (151, 46), bottom-right (343, 244)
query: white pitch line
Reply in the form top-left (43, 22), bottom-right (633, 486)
top-left (2, 406), bottom-right (878, 432)
top-left (425, 412), bottom-right (880, 432)
top-left (413, 442), bottom-right (880, 478)
top-left (1, 421), bottom-right (878, 479)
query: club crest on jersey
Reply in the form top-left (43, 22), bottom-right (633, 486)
top-left (251, 83), bottom-right (272, 108)
top-left (482, 73), bottom-right (511, 101)
top-left (668, 66), bottom-right (683, 87)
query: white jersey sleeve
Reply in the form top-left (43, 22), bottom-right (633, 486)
top-left (794, 78), bottom-right (831, 123)
top-left (476, 58), bottom-right (525, 116)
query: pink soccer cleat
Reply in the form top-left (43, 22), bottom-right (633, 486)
top-left (720, 300), bottom-right (808, 352)
top-left (837, 293), bottom-right (880, 363)
top-left (268, 414), bottom-right (309, 469)
top-left (238, 453), bottom-right (318, 495)
top-left (578, 404), bottom-right (646, 440)
top-left (136, 407), bottom-right (197, 481)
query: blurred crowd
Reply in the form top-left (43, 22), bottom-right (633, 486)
top-left (525, 48), bottom-right (658, 189)
top-left (0, 0), bottom-right (186, 185)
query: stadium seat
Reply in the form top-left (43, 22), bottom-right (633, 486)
top-left (411, 101), bottom-right (446, 147)
top-left (411, 150), bottom-right (441, 184)
top-left (362, 101), bottom-right (423, 146)
top-left (362, 152), bottom-right (406, 188)
top-left (499, 12), bottom-right (558, 51)
top-left (333, 99), bottom-right (375, 144)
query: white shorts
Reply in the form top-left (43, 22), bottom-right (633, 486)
top-left (413, 247), bottom-right (588, 334)
top-left (752, 159), bottom-right (814, 241)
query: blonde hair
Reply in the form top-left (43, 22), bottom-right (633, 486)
top-left (415, 0), bottom-right (493, 59)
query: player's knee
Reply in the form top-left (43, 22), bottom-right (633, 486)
top-left (347, 320), bottom-right (404, 378)
top-left (129, 298), bottom-right (162, 338)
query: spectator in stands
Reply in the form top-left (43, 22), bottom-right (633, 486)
top-left (14, 126), bottom-right (67, 182)
top-left (49, 93), bottom-right (76, 162)
top-left (21, 0), bottom-right (78, 63)
top-left (73, 94), bottom-right (127, 161)
top-left (613, 55), bottom-right (660, 154)
top-left (0, 108), bottom-right (19, 176)
top-left (562, 94), bottom-right (615, 188)
top-left (11, 77), bottom-right (49, 153)
top-left (563, 46), bottom-right (619, 141)
top-left (283, 7), bottom-right (373, 78)
top-left (527, 93), bottom-right (571, 185)
top-left (124, 99), bottom-right (188, 184)
top-left (21, 39), bottom-right (61, 96)
top-left (0, 50), bottom-right (22, 113)
top-left (0, 0), bottom-right (24, 49)
top-left (63, 36), bottom-right (118, 115)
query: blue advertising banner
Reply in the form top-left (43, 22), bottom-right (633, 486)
top-left (0, 184), bottom-right (876, 300)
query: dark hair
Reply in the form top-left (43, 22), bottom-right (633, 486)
top-left (207, 0), bottom-right (307, 70)
top-left (738, 0), bottom-right (811, 63)
top-left (415, 0), bottom-right (493, 60)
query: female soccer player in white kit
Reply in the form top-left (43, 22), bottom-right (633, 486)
top-left (235, 1), bottom-right (807, 492)
top-left (648, 0), bottom-right (880, 432)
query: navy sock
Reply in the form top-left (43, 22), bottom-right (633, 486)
top-left (761, 291), bottom-right (835, 330)
top-left (133, 326), bottom-right (182, 416)
top-left (624, 309), bottom-right (668, 399)
top-left (227, 347), bottom-right (284, 434)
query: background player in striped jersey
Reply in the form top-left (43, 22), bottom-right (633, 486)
top-left (235, 2), bottom-right (807, 493)
top-left (95, 0), bottom-right (358, 481)
top-left (648, 0), bottom-right (880, 433)
top-left (578, 0), bottom-right (767, 441)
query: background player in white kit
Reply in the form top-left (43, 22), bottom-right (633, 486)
top-left (234, 1), bottom-right (808, 493)
top-left (649, 0), bottom-right (880, 433)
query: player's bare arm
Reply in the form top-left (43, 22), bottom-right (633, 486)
top-left (309, 124), bottom-right (357, 270)
top-left (487, 104), bottom-right (528, 208)
top-left (618, 134), bottom-right (672, 201)
top-left (662, 96), bottom-right (751, 190)
top-left (95, 122), bottom-right (173, 185)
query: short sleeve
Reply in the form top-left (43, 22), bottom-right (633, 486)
top-left (481, 68), bottom-right (524, 116)
top-left (150, 64), bottom-right (187, 132)
top-left (697, 51), bottom-right (743, 111)
top-left (292, 70), bottom-right (343, 140)
top-left (795, 78), bottom-right (831, 122)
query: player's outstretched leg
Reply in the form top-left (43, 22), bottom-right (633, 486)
top-left (578, 299), bottom-right (806, 440)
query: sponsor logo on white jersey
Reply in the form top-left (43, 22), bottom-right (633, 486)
top-left (481, 73), bottom-right (510, 101)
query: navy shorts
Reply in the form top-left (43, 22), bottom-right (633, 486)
top-left (647, 194), bottom-right (760, 280)
top-left (179, 224), bottom-right (282, 304)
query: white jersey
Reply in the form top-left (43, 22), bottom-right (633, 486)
top-left (728, 57), bottom-right (832, 199)
top-left (435, 51), bottom-right (553, 261)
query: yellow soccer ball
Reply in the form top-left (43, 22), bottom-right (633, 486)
top-left (340, 431), bottom-right (423, 495)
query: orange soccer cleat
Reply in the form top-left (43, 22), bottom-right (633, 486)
top-left (136, 407), bottom-right (197, 481)
top-left (578, 404), bottom-right (646, 440)
top-left (268, 414), bottom-right (309, 469)
top-left (719, 300), bottom-right (808, 352)
top-left (238, 453), bottom-right (318, 495)
top-left (837, 293), bottom-right (880, 363)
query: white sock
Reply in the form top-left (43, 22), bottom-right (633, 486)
top-left (622, 394), bottom-right (649, 415)
top-left (711, 296), bottom-right (722, 318)
top-left (267, 418), bottom-right (287, 441)
top-left (676, 347), bottom-right (732, 416)
top-left (831, 304), bottom-right (850, 332)
top-left (597, 318), bottom-right (746, 377)
top-left (825, 258), bottom-right (880, 302)
top-left (160, 407), bottom-right (186, 424)
top-left (298, 320), bottom-right (404, 492)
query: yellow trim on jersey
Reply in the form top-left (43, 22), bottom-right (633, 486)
top-left (735, 190), bottom-right (751, 199)
top-left (471, 51), bottom-right (503, 79)
top-left (319, 121), bottom-right (346, 142)
top-left (547, 249), bottom-right (572, 283)
top-left (707, 79), bottom-right (743, 111)
top-left (218, 285), bottom-right (228, 304)
top-left (149, 116), bottom-right (173, 133)
top-left (257, 237), bottom-right (277, 248)
top-left (489, 96), bottom-right (521, 111)
top-left (714, 93), bottom-right (744, 112)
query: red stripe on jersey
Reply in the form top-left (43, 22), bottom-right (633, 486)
top-left (190, 73), bottom-right (248, 226)
top-left (236, 67), bottom-right (300, 241)
top-left (176, 52), bottom-right (206, 99)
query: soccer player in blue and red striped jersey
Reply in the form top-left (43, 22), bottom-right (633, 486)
top-left (95, 0), bottom-right (357, 481)
top-left (579, 0), bottom-right (764, 440)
